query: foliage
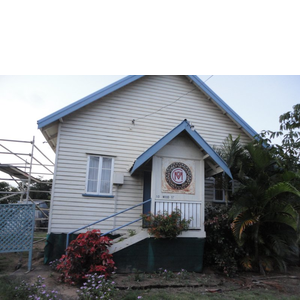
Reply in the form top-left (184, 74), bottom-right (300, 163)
top-left (157, 268), bottom-right (175, 280)
top-left (77, 273), bottom-right (116, 300)
top-left (29, 179), bottom-right (52, 201)
top-left (215, 134), bottom-right (244, 175)
top-left (14, 275), bottom-right (61, 300)
top-left (56, 229), bottom-right (116, 284)
top-left (0, 181), bottom-right (19, 203)
top-left (0, 276), bottom-right (21, 300)
top-left (213, 104), bottom-right (300, 275)
top-left (214, 135), bottom-right (244, 204)
top-left (278, 103), bottom-right (300, 158)
top-left (230, 141), bottom-right (300, 274)
top-left (127, 229), bottom-right (136, 237)
top-left (132, 269), bottom-right (145, 282)
top-left (49, 259), bottom-right (60, 271)
top-left (0, 179), bottom-right (52, 204)
top-left (204, 205), bottom-right (244, 277)
top-left (142, 208), bottom-right (192, 239)
top-left (260, 104), bottom-right (300, 171)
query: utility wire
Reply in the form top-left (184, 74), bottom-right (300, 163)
top-left (204, 75), bottom-right (214, 82)
top-left (133, 76), bottom-right (213, 123)
top-left (134, 86), bottom-right (197, 122)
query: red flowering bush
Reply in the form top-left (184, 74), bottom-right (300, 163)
top-left (142, 208), bottom-right (192, 239)
top-left (56, 229), bottom-right (116, 284)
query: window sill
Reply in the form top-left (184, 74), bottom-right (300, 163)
top-left (82, 193), bottom-right (114, 198)
top-left (212, 200), bottom-right (232, 203)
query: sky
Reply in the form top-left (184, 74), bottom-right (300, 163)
top-left (0, 75), bottom-right (299, 172)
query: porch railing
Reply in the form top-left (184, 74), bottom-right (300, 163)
top-left (155, 200), bottom-right (201, 229)
top-left (66, 199), bottom-right (151, 249)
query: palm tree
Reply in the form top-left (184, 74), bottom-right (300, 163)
top-left (230, 142), bottom-right (300, 274)
top-left (215, 134), bottom-right (244, 205)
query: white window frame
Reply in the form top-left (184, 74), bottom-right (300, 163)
top-left (214, 176), bottom-right (225, 202)
top-left (212, 174), bottom-right (234, 203)
top-left (85, 155), bottom-right (114, 196)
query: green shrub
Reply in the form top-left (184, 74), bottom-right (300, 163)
top-left (204, 205), bottom-right (244, 276)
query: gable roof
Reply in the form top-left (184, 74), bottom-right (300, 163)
top-left (37, 76), bottom-right (143, 129)
top-left (37, 75), bottom-right (257, 139)
top-left (130, 119), bottom-right (233, 179)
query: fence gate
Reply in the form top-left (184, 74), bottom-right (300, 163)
top-left (0, 204), bottom-right (35, 271)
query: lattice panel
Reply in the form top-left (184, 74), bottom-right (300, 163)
top-left (0, 204), bottom-right (35, 253)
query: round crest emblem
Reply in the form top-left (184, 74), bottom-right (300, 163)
top-left (165, 162), bottom-right (192, 190)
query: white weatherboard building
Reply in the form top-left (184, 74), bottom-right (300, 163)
top-left (38, 76), bottom-right (256, 271)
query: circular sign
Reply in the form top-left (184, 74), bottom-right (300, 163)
top-left (171, 168), bottom-right (187, 184)
top-left (165, 162), bottom-right (192, 190)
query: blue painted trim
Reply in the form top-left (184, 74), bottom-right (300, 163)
top-left (37, 75), bottom-right (144, 129)
top-left (82, 193), bottom-right (114, 198)
top-left (66, 198), bottom-right (152, 248)
top-left (37, 75), bottom-right (257, 139)
top-left (101, 217), bottom-right (143, 237)
top-left (130, 119), bottom-right (233, 179)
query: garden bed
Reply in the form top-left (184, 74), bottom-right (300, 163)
top-left (1, 240), bottom-right (300, 299)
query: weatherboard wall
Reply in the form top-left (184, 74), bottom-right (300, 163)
top-left (49, 75), bottom-right (252, 234)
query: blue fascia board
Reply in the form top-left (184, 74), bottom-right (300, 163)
top-left (187, 126), bottom-right (233, 179)
top-left (130, 120), bottom-right (188, 174)
top-left (38, 75), bottom-right (258, 140)
top-left (130, 119), bottom-right (232, 179)
top-left (37, 75), bottom-right (144, 129)
top-left (187, 75), bottom-right (258, 138)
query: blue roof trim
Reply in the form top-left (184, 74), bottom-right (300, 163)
top-left (38, 75), bottom-right (257, 139)
top-left (130, 120), bottom-right (232, 179)
top-left (37, 75), bottom-right (144, 129)
top-left (186, 75), bottom-right (257, 137)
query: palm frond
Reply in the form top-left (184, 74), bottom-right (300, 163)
top-left (280, 170), bottom-right (300, 182)
top-left (265, 182), bottom-right (300, 202)
top-left (266, 233), bottom-right (288, 256)
top-left (240, 256), bottom-right (253, 271)
top-left (260, 256), bottom-right (275, 272)
top-left (232, 211), bottom-right (257, 240)
top-left (263, 202), bottom-right (298, 231)
top-left (245, 143), bottom-right (274, 172)
top-left (271, 254), bottom-right (288, 272)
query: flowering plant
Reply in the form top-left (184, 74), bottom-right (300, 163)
top-left (14, 275), bottom-right (61, 299)
top-left (77, 273), bottom-right (116, 300)
top-left (142, 208), bottom-right (192, 239)
top-left (56, 229), bottom-right (116, 284)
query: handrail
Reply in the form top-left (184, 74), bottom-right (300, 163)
top-left (101, 217), bottom-right (143, 237)
top-left (66, 199), bottom-right (151, 248)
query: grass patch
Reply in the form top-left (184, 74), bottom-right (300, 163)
top-left (33, 231), bottom-right (47, 241)
top-left (114, 288), bottom-right (300, 300)
top-left (0, 254), bottom-right (13, 273)
top-left (0, 276), bottom-right (23, 300)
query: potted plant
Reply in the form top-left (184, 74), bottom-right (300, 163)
top-left (142, 208), bottom-right (192, 239)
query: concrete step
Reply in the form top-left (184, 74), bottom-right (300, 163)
top-left (109, 230), bottom-right (149, 254)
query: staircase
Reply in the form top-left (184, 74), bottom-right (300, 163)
top-left (109, 229), bottom-right (149, 254)
top-left (65, 199), bottom-right (152, 250)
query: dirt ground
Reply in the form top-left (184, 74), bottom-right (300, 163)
top-left (1, 239), bottom-right (300, 299)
